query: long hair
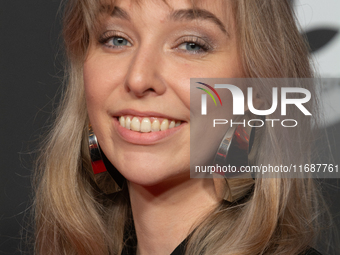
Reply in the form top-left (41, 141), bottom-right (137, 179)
top-left (33, 0), bottom-right (326, 254)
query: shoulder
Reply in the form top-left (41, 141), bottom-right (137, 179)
top-left (301, 247), bottom-right (322, 255)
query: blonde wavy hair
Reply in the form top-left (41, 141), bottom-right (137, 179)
top-left (34, 0), bottom-right (327, 254)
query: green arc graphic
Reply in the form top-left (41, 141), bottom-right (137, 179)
top-left (196, 87), bottom-right (217, 106)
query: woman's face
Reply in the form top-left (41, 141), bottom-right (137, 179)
top-left (84, 0), bottom-right (244, 186)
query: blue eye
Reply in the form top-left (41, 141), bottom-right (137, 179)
top-left (185, 43), bottom-right (202, 51)
top-left (177, 38), bottom-right (211, 54)
top-left (111, 37), bottom-right (130, 46)
top-left (99, 33), bottom-right (132, 48)
top-left (105, 37), bottom-right (132, 48)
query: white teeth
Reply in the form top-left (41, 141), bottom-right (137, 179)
top-left (169, 120), bottom-right (175, 129)
top-left (125, 117), bottom-right (131, 130)
top-left (119, 116), bottom-right (182, 132)
top-left (119, 116), bottom-right (125, 127)
top-left (160, 119), bottom-right (169, 131)
top-left (131, 117), bottom-right (140, 131)
top-left (141, 118), bottom-right (151, 132)
top-left (151, 119), bottom-right (160, 132)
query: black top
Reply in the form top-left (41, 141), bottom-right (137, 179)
top-left (122, 187), bottom-right (322, 255)
top-left (122, 188), bottom-right (321, 255)
top-left (121, 233), bottom-right (322, 255)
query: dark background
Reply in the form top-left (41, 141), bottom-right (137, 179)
top-left (0, 1), bottom-right (339, 255)
top-left (0, 1), bottom-right (63, 254)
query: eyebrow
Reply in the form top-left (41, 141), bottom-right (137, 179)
top-left (110, 7), bottom-right (227, 35)
top-left (169, 9), bottom-right (228, 35)
top-left (111, 6), bottom-right (130, 21)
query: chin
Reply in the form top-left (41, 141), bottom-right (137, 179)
top-left (108, 147), bottom-right (189, 185)
top-left (115, 159), bottom-right (189, 187)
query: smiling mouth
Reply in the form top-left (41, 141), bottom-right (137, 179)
top-left (118, 116), bottom-right (182, 133)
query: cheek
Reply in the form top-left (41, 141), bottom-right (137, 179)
top-left (83, 58), bottom-right (114, 132)
top-left (83, 57), bottom-right (122, 117)
top-left (83, 53), bottom-right (132, 108)
top-left (83, 61), bottom-right (103, 109)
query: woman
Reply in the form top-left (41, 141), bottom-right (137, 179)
top-left (34, 0), bottom-right (327, 254)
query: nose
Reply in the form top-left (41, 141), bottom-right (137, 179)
top-left (125, 45), bottom-right (166, 97)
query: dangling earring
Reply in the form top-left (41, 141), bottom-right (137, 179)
top-left (212, 118), bottom-right (258, 202)
top-left (213, 123), bottom-right (255, 175)
top-left (88, 125), bottom-right (125, 194)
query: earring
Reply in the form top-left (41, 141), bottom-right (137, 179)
top-left (88, 125), bottom-right (125, 194)
top-left (213, 124), bottom-right (255, 175)
top-left (213, 119), bottom-right (258, 202)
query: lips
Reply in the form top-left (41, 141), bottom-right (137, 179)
top-left (112, 109), bottom-right (186, 145)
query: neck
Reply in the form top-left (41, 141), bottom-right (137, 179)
top-left (128, 174), bottom-right (219, 255)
